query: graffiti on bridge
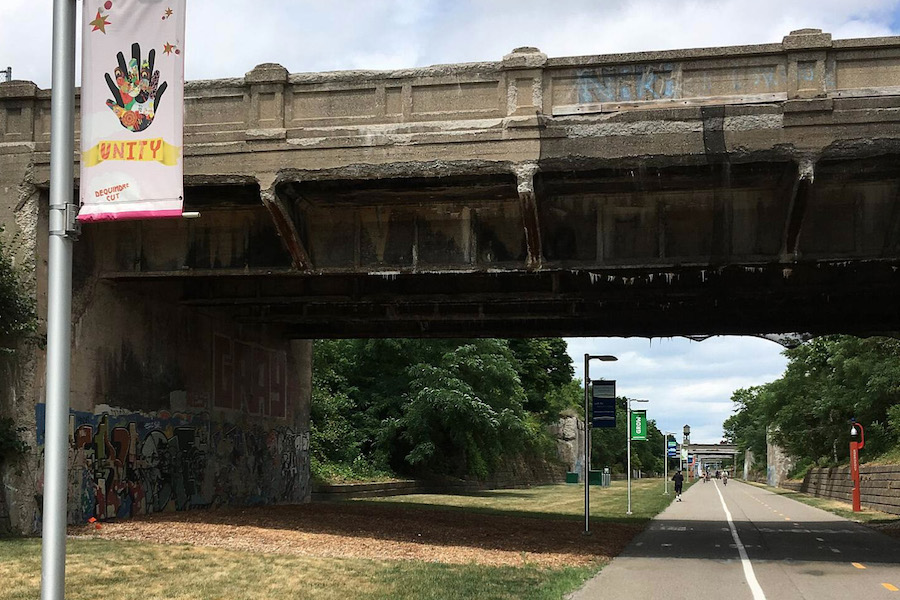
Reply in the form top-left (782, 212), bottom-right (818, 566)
top-left (35, 404), bottom-right (309, 522)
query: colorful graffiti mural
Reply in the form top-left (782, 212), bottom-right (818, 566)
top-left (36, 404), bottom-right (309, 523)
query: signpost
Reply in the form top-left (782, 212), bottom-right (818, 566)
top-left (583, 356), bottom-right (617, 535)
top-left (626, 399), bottom-right (649, 515)
top-left (664, 434), bottom-right (676, 494)
top-left (850, 420), bottom-right (865, 512)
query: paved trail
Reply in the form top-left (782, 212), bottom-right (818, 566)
top-left (571, 479), bottom-right (900, 600)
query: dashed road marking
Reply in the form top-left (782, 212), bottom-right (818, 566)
top-left (831, 548), bottom-right (841, 554)
top-left (883, 583), bottom-right (899, 592)
top-left (852, 563), bottom-right (866, 569)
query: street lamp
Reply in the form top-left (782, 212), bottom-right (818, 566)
top-left (850, 419), bottom-right (865, 512)
top-left (682, 424), bottom-right (691, 475)
top-left (583, 353), bottom-right (617, 535)
top-left (626, 398), bottom-right (649, 515)
top-left (2, 67), bottom-right (10, 83)
top-left (664, 432), bottom-right (675, 495)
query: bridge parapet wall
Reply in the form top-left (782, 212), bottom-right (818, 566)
top-left (4, 29), bottom-right (900, 179)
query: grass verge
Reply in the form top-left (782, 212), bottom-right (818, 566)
top-left (355, 478), bottom-right (689, 525)
top-left (742, 480), bottom-right (900, 524)
top-left (0, 537), bottom-right (596, 600)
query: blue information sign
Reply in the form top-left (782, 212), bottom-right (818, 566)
top-left (667, 440), bottom-right (678, 457)
top-left (591, 380), bottom-right (616, 428)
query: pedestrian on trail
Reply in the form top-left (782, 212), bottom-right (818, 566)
top-left (672, 470), bottom-right (685, 501)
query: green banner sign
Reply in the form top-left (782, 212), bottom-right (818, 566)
top-left (630, 410), bottom-right (648, 441)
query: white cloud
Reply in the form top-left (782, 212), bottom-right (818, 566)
top-left (568, 336), bottom-right (788, 443)
top-left (5, 1), bottom-right (899, 88)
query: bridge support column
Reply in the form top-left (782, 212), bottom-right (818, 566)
top-left (259, 175), bottom-right (311, 270)
top-left (515, 163), bottom-right (542, 269)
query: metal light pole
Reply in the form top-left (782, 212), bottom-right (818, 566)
top-left (583, 354), bottom-right (617, 535)
top-left (42, 2), bottom-right (77, 600)
top-left (664, 432), bottom-right (674, 495)
top-left (850, 420), bottom-right (865, 512)
top-left (626, 398), bottom-right (649, 515)
top-left (682, 424), bottom-right (691, 478)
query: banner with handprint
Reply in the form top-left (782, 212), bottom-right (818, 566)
top-left (79, 0), bottom-right (185, 221)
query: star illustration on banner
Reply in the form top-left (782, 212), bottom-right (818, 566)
top-left (89, 10), bottom-right (111, 34)
top-left (163, 42), bottom-right (176, 55)
top-left (165, 8), bottom-right (174, 17)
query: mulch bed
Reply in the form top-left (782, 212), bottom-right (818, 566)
top-left (68, 502), bottom-right (642, 567)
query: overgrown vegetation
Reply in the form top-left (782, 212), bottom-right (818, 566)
top-left (0, 418), bottom-right (28, 463)
top-left (310, 339), bottom-right (571, 482)
top-left (724, 335), bottom-right (900, 475)
top-left (0, 229), bottom-right (34, 350)
top-left (310, 338), bottom-right (664, 483)
top-left (0, 231), bottom-right (34, 465)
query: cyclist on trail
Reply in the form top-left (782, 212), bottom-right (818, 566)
top-left (723, 471), bottom-right (729, 486)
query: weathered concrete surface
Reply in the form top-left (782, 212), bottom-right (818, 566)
top-left (767, 430), bottom-right (797, 488)
top-left (4, 30), bottom-right (900, 338)
top-left (0, 29), bottom-right (893, 337)
top-left (549, 414), bottom-right (584, 474)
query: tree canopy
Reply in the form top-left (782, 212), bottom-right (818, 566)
top-left (724, 335), bottom-right (900, 473)
top-left (310, 338), bottom-right (572, 481)
top-left (311, 337), bottom-right (671, 482)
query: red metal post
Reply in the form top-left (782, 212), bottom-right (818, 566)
top-left (850, 422), bottom-right (865, 512)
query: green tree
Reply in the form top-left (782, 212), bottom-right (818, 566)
top-left (590, 399), bottom-right (664, 474)
top-left (724, 335), bottom-right (900, 469)
top-left (310, 338), bottom-right (557, 480)
top-left (507, 338), bottom-right (575, 419)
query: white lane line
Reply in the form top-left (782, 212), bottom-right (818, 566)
top-left (715, 481), bottom-right (766, 600)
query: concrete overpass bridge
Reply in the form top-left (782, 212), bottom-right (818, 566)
top-left (4, 28), bottom-right (900, 339)
top-left (2, 28), bottom-right (900, 531)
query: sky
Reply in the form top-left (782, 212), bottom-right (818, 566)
top-left (3, 0), bottom-right (899, 441)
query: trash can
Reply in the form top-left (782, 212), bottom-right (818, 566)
top-left (589, 470), bottom-right (602, 485)
top-left (565, 472), bottom-right (580, 484)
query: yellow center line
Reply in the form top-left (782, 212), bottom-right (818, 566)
top-left (784, 517), bottom-right (791, 521)
top-left (851, 563), bottom-right (866, 569)
top-left (883, 583), bottom-right (899, 592)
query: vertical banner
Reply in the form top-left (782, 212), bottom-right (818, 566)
top-left (630, 410), bottom-right (647, 441)
top-left (79, 0), bottom-right (185, 221)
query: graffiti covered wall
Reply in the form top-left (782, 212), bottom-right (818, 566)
top-left (35, 405), bottom-right (309, 523)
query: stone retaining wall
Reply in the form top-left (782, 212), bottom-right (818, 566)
top-left (786, 465), bottom-right (900, 515)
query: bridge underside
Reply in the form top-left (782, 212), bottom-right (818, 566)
top-left (87, 154), bottom-right (900, 339)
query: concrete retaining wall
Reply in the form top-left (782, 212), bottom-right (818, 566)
top-left (786, 465), bottom-right (900, 515)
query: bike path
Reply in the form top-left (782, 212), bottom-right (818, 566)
top-left (570, 479), bottom-right (900, 600)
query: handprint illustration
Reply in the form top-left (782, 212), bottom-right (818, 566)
top-left (105, 43), bottom-right (168, 133)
